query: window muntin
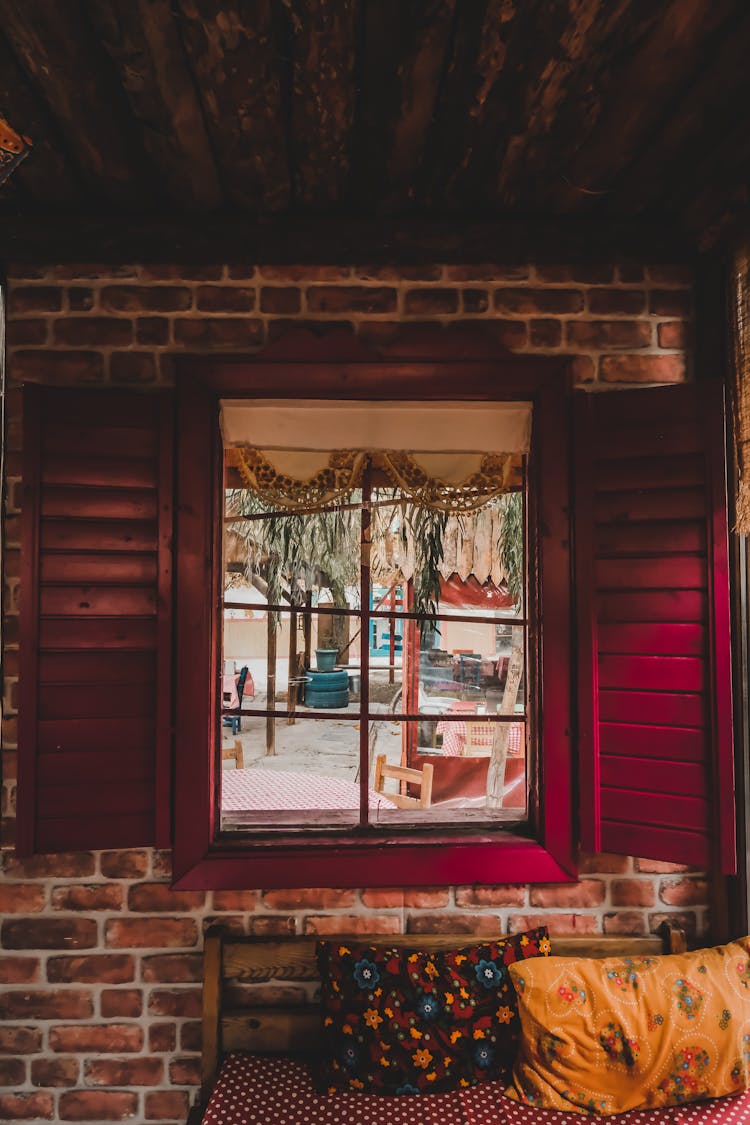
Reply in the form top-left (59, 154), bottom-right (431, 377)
top-left (219, 452), bottom-right (529, 835)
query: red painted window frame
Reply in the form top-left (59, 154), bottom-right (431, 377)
top-left (171, 333), bottom-right (576, 889)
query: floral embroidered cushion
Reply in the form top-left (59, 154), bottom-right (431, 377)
top-left (315, 929), bottom-right (550, 1095)
top-left (506, 935), bottom-right (750, 1115)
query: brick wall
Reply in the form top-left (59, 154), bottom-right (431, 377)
top-left (1, 261), bottom-right (701, 1123)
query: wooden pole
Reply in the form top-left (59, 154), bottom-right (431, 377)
top-left (266, 612), bottom-right (276, 756)
top-left (486, 628), bottom-right (524, 808)
top-left (287, 608), bottom-right (298, 725)
top-left (302, 591), bottom-right (312, 705)
top-left (388, 586), bottom-right (396, 684)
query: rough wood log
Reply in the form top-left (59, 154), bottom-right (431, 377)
top-left (175, 0), bottom-right (290, 211)
top-left (87, 0), bottom-right (222, 211)
top-left (266, 614), bottom-right (277, 756)
top-left (287, 607), bottom-right (298, 724)
top-left (352, 0), bottom-right (455, 212)
top-left (486, 635), bottom-right (523, 809)
top-left (280, 0), bottom-right (359, 210)
top-left (1, 0), bottom-right (152, 207)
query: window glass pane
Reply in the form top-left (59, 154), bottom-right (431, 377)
top-left (368, 719), bottom-right (527, 825)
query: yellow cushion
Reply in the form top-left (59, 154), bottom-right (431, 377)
top-left (506, 936), bottom-right (750, 1115)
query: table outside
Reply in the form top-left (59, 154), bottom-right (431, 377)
top-left (221, 768), bottom-right (396, 812)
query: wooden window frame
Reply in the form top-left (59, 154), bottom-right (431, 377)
top-left (171, 334), bottom-right (576, 889)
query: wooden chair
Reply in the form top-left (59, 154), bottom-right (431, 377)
top-left (221, 738), bottom-right (244, 770)
top-left (373, 754), bottom-right (433, 809)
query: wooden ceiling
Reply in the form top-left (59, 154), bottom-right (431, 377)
top-left (1, 0), bottom-right (749, 259)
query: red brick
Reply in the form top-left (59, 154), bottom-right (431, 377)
top-left (304, 915), bottom-right (401, 936)
top-left (147, 989), bottom-right (202, 1018)
top-left (51, 884), bottom-right (123, 911)
top-left (211, 890), bottom-right (257, 911)
top-left (529, 319), bottom-right (562, 347)
top-left (0, 1058), bottom-right (25, 1086)
top-left (101, 988), bottom-right (142, 1017)
top-left (566, 320), bottom-right (651, 349)
top-left (136, 317), bottom-right (170, 345)
top-left (0, 884), bottom-right (45, 912)
top-left (658, 320), bottom-right (687, 348)
top-left (128, 883), bottom-right (205, 912)
top-left (49, 1024), bottom-right (143, 1053)
top-left (203, 915), bottom-right (246, 936)
top-left (307, 286), bottom-right (397, 314)
top-left (60, 1091), bottom-right (138, 1121)
top-left (100, 850), bottom-right (148, 879)
top-left (141, 954), bottom-right (202, 983)
top-left (603, 911), bottom-right (647, 935)
top-left (0, 1026), bottom-right (41, 1054)
top-left (101, 285), bottom-right (192, 312)
top-left (31, 1057), bottom-right (79, 1086)
top-left (508, 913), bottom-right (598, 935)
top-left (455, 885), bottom-right (525, 908)
top-left (404, 288), bottom-right (459, 315)
top-left (0, 1092), bottom-right (54, 1120)
top-left (111, 351), bottom-right (158, 383)
top-left (611, 879), bottom-right (655, 907)
top-left (198, 285), bottom-right (256, 312)
top-left (169, 1056), bottom-right (201, 1085)
top-left (649, 289), bottom-right (691, 316)
top-left (68, 287), bottom-right (96, 311)
top-left (659, 876), bottom-right (709, 907)
top-left (462, 289), bottom-right (490, 314)
top-left (151, 851), bottom-right (173, 878)
top-left (105, 918), bottom-right (198, 948)
top-left (248, 916), bottom-right (295, 936)
top-left (406, 913), bottom-right (503, 935)
top-left (618, 262), bottom-right (645, 282)
top-left (257, 265), bottom-right (348, 282)
top-left (635, 857), bottom-right (692, 874)
top-left (263, 888), bottom-right (354, 910)
top-left (140, 264), bottom-right (223, 281)
top-left (360, 889), bottom-right (404, 908)
top-left (578, 852), bottom-right (631, 874)
top-left (648, 911), bottom-right (700, 941)
top-left (84, 1057), bottom-right (163, 1086)
top-left (444, 264), bottom-right (530, 281)
top-left (588, 288), bottom-right (646, 315)
top-left (54, 317), bottom-right (133, 346)
top-left (173, 318), bottom-right (264, 348)
top-left (144, 1091), bottom-right (190, 1120)
top-left (47, 954), bottom-right (134, 984)
top-left (0, 990), bottom-right (93, 1020)
top-left (2, 917), bottom-right (97, 949)
top-left (149, 1023), bottom-right (177, 1052)
top-left (180, 1022), bottom-right (201, 1052)
top-left (51, 263), bottom-right (138, 280)
top-left (647, 265), bottom-right (693, 285)
top-left (7, 319), bottom-right (49, 346)
top-left (534, 264), bottom-right (614, 284)
top-left (600, 354), bottom-right (686, 383)
top-left (467, 318), bottom-right (528, 349)
top-left (9, 286), bottom-right (63, 313)
top-left (403, 890), bottom-right (450, 909)
top-left (0, 956), bottom-right (39, 983)
top-left (358, 265), bottom-right (443, 281)
top-left (493, 288), bottom-right (583, 314)
top-left (260, 287), bottom-right (300, 314)
top-left (10, 350), bottom-right (104, 383)
top-left (529, 880), bottom-right (605, 908)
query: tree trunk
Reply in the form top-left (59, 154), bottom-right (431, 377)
top-left (486, 632), bottom-right (523, 808)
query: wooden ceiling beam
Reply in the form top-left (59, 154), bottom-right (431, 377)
top-left (350, 0), bottom-right (456, 213)
top-left (280, 0), bottom-right (359, 210)
top-left (0, 214), bottom-right (695, 265)
top-left (174, 0), bottom-right (290, 212)
top-left (86, 0), bottom-right (222, 212)
top-left (1, 0), bottom-right (154, 209)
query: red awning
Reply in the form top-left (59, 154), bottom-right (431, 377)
top-left (439, 573), bottom-right (514, 609)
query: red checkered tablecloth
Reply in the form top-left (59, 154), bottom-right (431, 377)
top-left (437, 718), bottom-right (523, 758)
top-left (201, 1053), bottom-right (750, 1125)
top-left (221, 768), bottom-right (395, 812)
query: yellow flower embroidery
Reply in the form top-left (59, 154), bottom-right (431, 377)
top-left (460, 1078), bottom-right (470, 1087)
top-left (426, 961), bottom-right (439, 979)
top-left (332, 981), bottom-right (339, 992)
top-left (413, 1048), bottom-right (433, 1069)
top-left (328, 1086), bottom-right (337, 1095)
top-left (363, 1008), bottom-right (383, 1030)
top-left (384, 1007), bottom-right (394, 1019)
top-left (496, 1006), bottom-right (513, 1024)
top-left (445, 992), bottom-right (454, 1005)
top-left (349, 1078), bottom-right (364, 1090)
top-left (450, 1029), bottom-right (463, 1044)
top-left (460, 987), bottom-right (470, 1000)
top-left (455, 955), bottom-right (467, 965)
top-left (409, 1027), bottom-right (423, 1039)
top-left (520, 935), bottom-right (529, 946)
top-left (408, 953), bottom-right (419, 963)
top-left (374, 988), bottom-right (382, 997)
top-left (379, 1057), bottom-right (389, 1067)
top-left (338, 945), bottom-right (351, 956)
top-left (539, 937), bottom-right (551, 955)
top-left (324, 1016), bottom-right (333, 1027)
top-left (342, 1024), bottom-right (352, 1035)
top-left (473, 1029), bottom-right (485, 1040)
top-left (426, 1072), bottom-right (437, 1082)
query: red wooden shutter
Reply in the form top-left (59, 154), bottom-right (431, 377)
top-left (17, 386), bottom-right (173, 854)
top-left (576, 382), bottom-right (735, 873)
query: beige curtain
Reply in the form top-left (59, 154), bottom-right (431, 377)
top-left (732, 245), bottom-right (750, 534)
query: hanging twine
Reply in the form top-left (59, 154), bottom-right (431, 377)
top-left (732, 245), bottom-right (750, 534)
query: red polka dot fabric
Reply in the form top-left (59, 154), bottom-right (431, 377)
top-left (201, 1053), bottom-right (750, 1124)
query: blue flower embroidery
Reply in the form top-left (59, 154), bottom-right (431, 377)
top-left (474, 959), bottom-right (503, 989)
top-left (340, 1043), bottom-right (359, 1070)
top-left (352, 958), bottom-right (380, 990)
top-left (417, 993), bottom-right (439, 1021)
top-left (474, 1043), bottom-right (494, 1069)
top-left (396, 1084), bottom-right (420, 1096)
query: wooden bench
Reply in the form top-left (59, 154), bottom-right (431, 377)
top-left (188, 922), bottom-right (687, 1122)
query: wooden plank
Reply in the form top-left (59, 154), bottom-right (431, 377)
top-left (37, 781), bottom-right (153, 819)
top-left (38, 651), bottom-right (155, 684)
top-left (43, 424), bottom-right (158, 458)
top-left (602, 821), bottom-right (711, 869)
top-left (38, 683), bottom-right (155, 722)
top-left (594, 521), bottom-right (705, 557)
top-left (40, 391), bottom-right (161, 429)
top-left (40, 553), bottom-right (158, 585)
top-left (38, 749), bottom-right (152, 786)
top-left (40, 586), bottom-right (157, 617)
top-left (595, 557), bottom-right (706, 591)
top-left (587, 385), bottom-right (700, 429)
top-left (41, 486), bottom-right (158, 521)
top-left (41, 519), bottom-right (157, 554)
top-left (601, 788), bottom-right (710, 833)
top-left (598, 623), bottom-right (705, 656)
top-left (597, 590), bottom-right (707, 624)
top-left (201, 930), bottom-right (222, 1106)
top-left (599, 722), bottom-right (706, 763)
top-left (595, 455), bottom-right (705, 493)
top-left (87, 0), bottom-right (222, 210)
top-left (39, 617), bottom-right (157, 651)
top-left (37, 717), bottom-right (153, 754)
top-left (41, 456), bottom-right (158, 489)
top-left (600, 755), bottom-right (707, 798)
top-left (222, 1008), bottom-right (319, 1054)
top-left (35, 812), bottom-right (154, 853)
top-left (598, 655), bottom-right (704, 693)
top-left (176, 0), bottom-right (290, 212)
top-left (595, 488), bottom-right (706, 525)
top-left (599, 690), bottom-right (705, 728)
top-left (593, 421), bottom-right (704, 462)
